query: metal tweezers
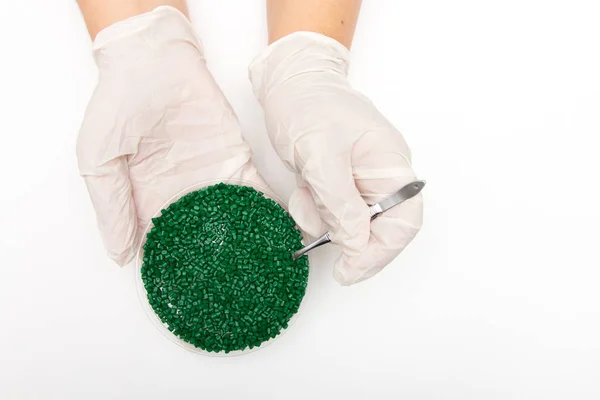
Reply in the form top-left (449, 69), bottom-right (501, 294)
top-left (292, 180), bottom-right (426, 260)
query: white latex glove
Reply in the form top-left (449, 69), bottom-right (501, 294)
top-left (249, 32), bottom-right (423, 285)
top-left (77, 6), bottom-right (265, 266)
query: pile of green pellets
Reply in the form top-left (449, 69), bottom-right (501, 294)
top-left (141, 183), bottom-right (309, 353)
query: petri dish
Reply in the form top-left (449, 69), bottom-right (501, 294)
top-left (134, 178), bottom-right (309, 357)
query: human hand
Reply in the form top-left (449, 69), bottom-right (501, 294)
top-left (77, 6), bottom-right (265, 265)
top-left (249, 32), bottom-right (423, 285)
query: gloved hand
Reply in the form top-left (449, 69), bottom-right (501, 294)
top-left (78, 6), bottom-right (265, 266)
top-left (249, 32), bottom-right (423, 285)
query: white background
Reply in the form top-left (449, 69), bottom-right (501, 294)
top-left (1, 1), bottom-right (600, 399)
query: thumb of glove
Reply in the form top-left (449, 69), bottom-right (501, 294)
top-left (77, 150), bottom-right (138, 266)
top-left (77, 98), bottom-right (139, 266)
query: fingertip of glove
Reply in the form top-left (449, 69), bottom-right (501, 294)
top-left (333, 254), bottom-right (383, 286)
top-left (108, 246), bottom-right (137, 267)
top-left (333, 254), bottom-right (376, 286)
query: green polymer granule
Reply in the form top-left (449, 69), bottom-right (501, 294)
top-left (141, 183), bottom-right (309, 353)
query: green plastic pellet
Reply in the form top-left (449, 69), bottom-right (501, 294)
top-left (141, 183), bottom-right (309, 353)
